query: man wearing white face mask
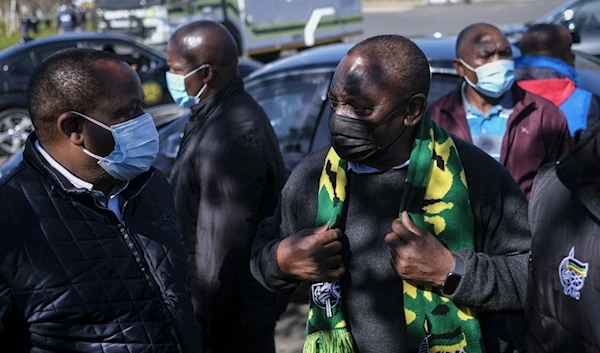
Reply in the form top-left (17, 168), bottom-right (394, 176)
top-left (0, 48), bottom-right (203, 352)
top-left (166, 21), bottom-right (286, 353)
top-left (428, 22), bottom-right (571, 200)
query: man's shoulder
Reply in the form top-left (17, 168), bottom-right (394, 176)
top-left (453, 136), bottom-right (519, 190)
top-left (284, 147), bottom-right (329, 194)
top-left (428, 87), bottom-right (461, 111)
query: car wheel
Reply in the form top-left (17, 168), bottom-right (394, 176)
top-left (0, 108), bottom-right (34, 156)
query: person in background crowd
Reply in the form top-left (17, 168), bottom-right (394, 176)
top-left (29, 13), bottom-right (39, 35)
top-left (0, 48), bottom-right (202, 352)
top-left (527, 123), bottom-right (600, 352)
top-left (166, 20), bottom-right (286, 353)
top-left (427, 23), bottom-right (572, 199)
top-left (515, 23), bottom-right (600, 142)
top-left (57, 4), bottom-right (75, 33)
top-left (251, 35), bottom-right (530, 353)
top-left (20, 13), bottom-right (30, 41)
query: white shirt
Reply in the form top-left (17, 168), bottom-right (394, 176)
top-left (35, 141), bottom-right (128, 222)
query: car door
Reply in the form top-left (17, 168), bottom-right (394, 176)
top-left (85, 39), bottom-right (170, 106)
top-left (245, 69), bottom-right (333, 170)
top-left (3, 52), bottom-right (36, 93)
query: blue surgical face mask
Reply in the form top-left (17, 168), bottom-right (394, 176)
top-left (166, 64), bottom-right (208, 108)
top-left (460, 59), bottom-right (515, 98)
top-left (72, 111), bottom-right (159, 181)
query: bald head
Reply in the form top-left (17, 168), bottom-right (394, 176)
top-left (520, 23), bottom-right (572, 58)
top-left (169, 20), bottom-right (238, 71)
top-left (456, 23), bottom-right (509, 58)
top-left (346, 35), bottom-right (431, 99)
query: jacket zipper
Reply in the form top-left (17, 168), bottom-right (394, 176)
top-left (117, 176), bottom-right (183, 351)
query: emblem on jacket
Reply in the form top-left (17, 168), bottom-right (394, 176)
top-left (312, 281), bottom-right (341, 318)
top-left (559, 246), bottom-right (589, 300)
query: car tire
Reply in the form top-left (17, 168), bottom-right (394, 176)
top-left (0, 108), bottom-right (34, 156)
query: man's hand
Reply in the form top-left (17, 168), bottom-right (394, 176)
top-left (277, 223), bottom-right (345, 282)
top-left (385, 212), bottom-right (455, 287)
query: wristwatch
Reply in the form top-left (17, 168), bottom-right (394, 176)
top-left (441, 254), bottom-right (465, 296)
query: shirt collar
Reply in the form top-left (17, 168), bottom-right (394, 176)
top-left (35, 140), bottom-right (129, 197)
top-left (35, 140), bottom-right (93, 190)
top-left (461, 82), bottom-right (514, 118)
top-left (348, 159), bottom-right (410, 174)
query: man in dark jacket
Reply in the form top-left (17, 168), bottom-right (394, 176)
top-left (427, 23), bottom-right (572, 199)
top-left (166, 21), bottom-right (286, 353)
top-left (515, 23), bottom-right (600, 142)
top-left (0, 48), bottom-right (202, 352)
top-left (251, 35), bottom-right (530, 353)
top-left (528, 123), bottom-right (600, 353)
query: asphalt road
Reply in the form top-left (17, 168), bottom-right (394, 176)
top-left (360, 0), bottom-right (566, 40)
top-left (274, 1), bottom-right (570, 352)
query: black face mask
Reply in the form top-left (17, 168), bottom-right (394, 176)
top-left (329, 103), bottom-right (408, 163)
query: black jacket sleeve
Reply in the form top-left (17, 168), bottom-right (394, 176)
top-left (446, 140), bottom-right (531, 312)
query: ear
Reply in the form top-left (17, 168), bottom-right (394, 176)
top-left (453, 59), bottom-right (465, 79)
top-left (57, 112), bottom-right (84, 146)
top-left (404, 93), bottom-right (427, 128)
top-left (202, 65), bottom-right (215, 84)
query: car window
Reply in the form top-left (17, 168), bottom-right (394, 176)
top-left (88, 42), bottom-right (155, 72)
top-left (572, 0), bottom-right (600, 34)
top-left (247, 72), bottom-right (331, 155)
top-left (5, 54), bottom-right (34, 78)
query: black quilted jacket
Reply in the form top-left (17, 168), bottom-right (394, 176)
top-left (0, 135), bottom-right (203, 353)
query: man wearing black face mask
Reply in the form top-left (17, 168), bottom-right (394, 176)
top-left (428, 23), bottom-right (571, 200)
top-left (0, 49), bottom-right (202, 352)
top-left (251, 35), bottom-right (530, 353)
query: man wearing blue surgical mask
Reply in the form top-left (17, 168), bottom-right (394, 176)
top-left (166, 20), bottom-right (286, 353)
top-left (0, 48), bottom-right (202, 352)
top-left (428, 23), bottom-right (572, 200)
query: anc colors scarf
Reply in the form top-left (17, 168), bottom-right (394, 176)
top-left (304, 114), bottom-right (483, 353)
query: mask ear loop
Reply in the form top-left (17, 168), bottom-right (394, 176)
top-left (70, 111), bottom-right (112, 131)
top-left (183, 64), bottom-right (209, 100)
top-left (69, 111), bottom-right (112, 161)
top-left (458, 59), bottom-right (479, 89)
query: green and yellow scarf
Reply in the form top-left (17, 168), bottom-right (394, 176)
top-left (305, 114), bottom-right (483, 353)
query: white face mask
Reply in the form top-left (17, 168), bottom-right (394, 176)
top-left (165, 64), bottom-right (208, 108)
top-left (460, 59), bottom-right (515, 98)
top-left (72, 111), bottom-right (159, 181)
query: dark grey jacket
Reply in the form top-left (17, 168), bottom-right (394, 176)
top-left (0, 134), bottom-right (202, 353)
top-left (251, 139), bottom-right (531, 353)
top-left (528, 124), bottom-right (600, 353)
top-left (170, 79), bottom-right (287, 353)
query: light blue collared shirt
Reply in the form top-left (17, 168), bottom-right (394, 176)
top-left (461, 83), bottom-right (514, 161)
top-left (348, 159), bottom-right (410, 174)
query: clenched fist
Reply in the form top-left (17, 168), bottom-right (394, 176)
top-left (276, 223), bottom-right (345, 282)
top-left (385, 211), bottom-right (455, 287)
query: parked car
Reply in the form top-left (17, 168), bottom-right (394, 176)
top-left (153, 37), bottom-right (600, 178)
top-left (504, 0), bottom-right (600, 57)
top-left (0, 32), bottom-right (263, 156)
